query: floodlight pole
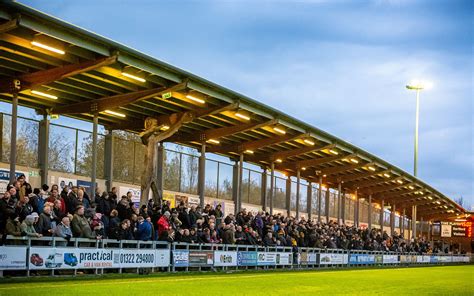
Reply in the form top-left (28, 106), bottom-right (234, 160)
top-left (414, 88), bottom-right (420, 177)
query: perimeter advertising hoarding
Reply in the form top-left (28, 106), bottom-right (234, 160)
top-left (299, 252), bottom-right (318, 264)
top-left (29, 247), bottom-right (170, 269)
top-left (173, 250), bottom-right (189, 267)
top-left (0, 246), bottom-right (27, 270)
top-left (349, 254), bottom-right (375, 264)
top-left (188, 251), bottom-right (213, 267)
top-left (275, 253), bottom-right (292, 265)
top-left (0, 170), bottom-right (28, 193)
top-left (237, 251), bottom-right (257, 266)
top-left (319, 253), bottom-right (347, 265)
top-left (382, 255), bottom-right (399, 264)
top-left (257, 252), bottom-right (277, 266)
top-left (214, 251), bottom-right (237, 267)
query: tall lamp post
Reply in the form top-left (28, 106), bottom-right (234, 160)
top-left (405, 81), bottom-right (427, 177)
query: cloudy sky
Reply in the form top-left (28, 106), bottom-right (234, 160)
top-left (20, 0), bottom-right (473, 209)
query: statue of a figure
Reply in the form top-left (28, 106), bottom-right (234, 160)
top-left (139, 112), bottom-right (193, 206)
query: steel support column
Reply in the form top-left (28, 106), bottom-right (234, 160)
top-left (354, 190), bottom-right (359, 228)
top-left (337, 183), bottom-right (342, 224)
top-left (390, 203), bottom-right (396, 236)
top-left (269, 162), bottom-right (274, 215)
top-left (156, 143), bottom-right (164, 204)
top-left (296, 169), bottom-right (301, 219)
top-left (317, 176), bottom-right (322, 222)
top-left (237, 153), bottom-right (244, 214)
top-left (90, 113), bottom-right (98, 202)
top-left (412, 205), bottom-right (417, 239)
top-left (38, 114), bottom-right (50, 186)
top-left (261, 167), bottom-right (267, 212)
top-left (401, 208), bottom-right (406, 238)
top-left (198, 144), bottom-right (206, 208)
top-left (103, 131), bottom-right (114, 192)
top-left (325, 186), bottom-right (330, 223)
top-left (368, 195), bottom-right (372, 230)
top-left (341, 189), bottom-right (346, 224)
top-left (307, 182), bottom-right (312, 221)
top-left (379, 199), bottom-right (384, 231)
top-left (9, 92), bottom-right (18, 183)
top-left (285, 176), bottom-right (291, 217)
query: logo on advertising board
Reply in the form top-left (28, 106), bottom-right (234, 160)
top-left (173, 251), bottom-right (189, 267)
top-left (441, 223), bottom-right (452, 238)
top-left (189, 251), bottom-right (213, 266)
top-left (214, 251), bottom-right (237, 267)
top-left (237, 251), bottom-right (257, 266)
top-left (0, 246), bottom-right (27, 269)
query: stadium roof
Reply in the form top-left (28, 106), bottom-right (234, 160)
top-left (0, 1), bottom-right (468, 221)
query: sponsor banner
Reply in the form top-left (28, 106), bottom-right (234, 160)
top-left (430, 256), bottom-right (438, 263)
top-left (275, 253), bottom-right (292, 266)
top-left (452, 225), bottom-right (467, 237)
top-left (119, 187), bottom-right (141, 205)
top-left (119, 249), bottom-right (156, 268)
top-left (438, 256), bottom-right (452, 263)
top-left (0, 170), bottom-right (28, 193)
top-left (349, 254), bottom-right (375, 265)
top-left (441, 224), bottom-right (452, 238)
top-left (257, 252), bottom-right (277, 266)
top-left (189, 251), bottom-right (213, 267)
top-left (237, 251), bottom-right (257, 266)
top-left (308, 253), bottom-right (318, 264)
top-left (173, 250), bottom-right (189, 267)
top-left (416, 256), bottom-right (424, 263)
top-left (77, 180), bottom-right (97, 199)
top-left (29, 247), bottom-right (117, 270)
top-left (319, 253), bottom-right (347, 265)
top-left (375, 255), bottom-right (383, 264)
top-left (382, 255), bottom-right (399, 264)
top-left (214, 251), bottom-right (237, 267)
top-left (58, 177), bottom-right (77, 191)
top-left (0, 246), bottom-right (27, 270)
top-left (422, 255), bottom-right (431, 263)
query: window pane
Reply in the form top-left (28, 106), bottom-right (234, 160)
top-left (113, 137), bottom-right (135, 183)
top-left (180, 153), bottom-right (198, 195)
top-left (204, 159), bottom-right (218, 198)
top-left (76, 131), bottom-right (105, 179)
top-left (248, 170), bottom-right (261, 205)
top-left (48, 124), bottom-right (76, 173)
top-left (164, 150), bottom-right (180, 191)
top-left (274, 177), bottom-right (286, 209)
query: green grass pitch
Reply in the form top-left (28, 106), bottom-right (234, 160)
top-left (0, 265), bottom-right (472, 295)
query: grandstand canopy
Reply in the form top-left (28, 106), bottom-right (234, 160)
top-left (0, 1), bottom-right (468, 221)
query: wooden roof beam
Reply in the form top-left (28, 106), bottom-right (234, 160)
top-left (168, 119), bottom-right (276, 143)
top-left (0, 17), bottom-right (19, 34)
top-left (49, 81), bottom-right (187, 115)
top-left (321, 161), bottom-right (376, 176)
top-left (361, 182), bottom-right (417, 195)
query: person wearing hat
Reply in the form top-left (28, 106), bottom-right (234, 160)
top-left (157, 211), bottom-right (170, 239)
top-left (20, 214), bottom-right (42, 237)
top-left (5, 212), bottom-right (22, 236)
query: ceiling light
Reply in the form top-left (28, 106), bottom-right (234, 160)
top-left (427, 196), bottom-right (433, 200)
top-left (329, 149), bottom-right (339, 155)
top-left (350, 158), bottom-right (359, 164)
top-left (104, 110), bottom-right (126, 118)
top-left (383, 173), bottom-right (390, 178)
top-left (207, 139), bottom-right (220, 144)
top-left (368, 166), bottom-right (376, 171)
top-left (435, 201), bottom-right (441, 205)
top-left (244, 149), bottom-right (254, 154)
top-left (396, 180), bottom-right (403, 184)
top-left (275, 158), bottom-right (283, 163)
top-left (160, 125), bottom-right (170, 131)
top-left (31, 90), bottom-right (57, 100)
top-left (301, 167), bottom-right (306, 171)
top-left (273, 125), bottom-right (286, 135)
top-left (185, 94), bottom-right (205, 104)
top-left (121, 72), bottom-right (146, 83)
top-left (235, 110), bottom-right (251, 121)
top-left (323, 174), bottom-right (327, 177)
top-left (31, 41), bottom-right (65, 55)
top-left (303, 138), bottom-right (315, 146)
top-left (408, 186), bottom-right (415, 190)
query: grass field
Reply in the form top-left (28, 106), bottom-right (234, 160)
top-left (0, 265), bottom-right (472, 295)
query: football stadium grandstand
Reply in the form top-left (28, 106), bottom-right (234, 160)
top-left (0, 1), bottom-right (472, 295)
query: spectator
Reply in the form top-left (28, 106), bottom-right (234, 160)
top-left (157, 211), bottom-right (171, 240)
top-left (136, 215), bottom-right (152, 241)
top-left (71, 205), bottom-right (98, 239)
top-left (35, 205), bottom-right (53, 236)
top-left (54, 216), bottom-right (73, 239)
top-left (20, 214), bottom-right (41, 237)
top-left (5, 213), bottom-right (22, 236)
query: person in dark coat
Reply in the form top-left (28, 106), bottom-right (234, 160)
top-left (35, 206), bottom-right (53, 236)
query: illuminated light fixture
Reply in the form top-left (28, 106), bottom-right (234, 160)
top-left (275, 158), bottom-right (283, 163)
top-left (273, 125), bottom-right (286, 135)
top-left (455, 218), bottom-right (467, 222)
top-left (185, 94), bottom-right (205, 104)
top-left (301, 167), bottom-right (306, 171)
top-left (383, 173), bottom-right (390, 178)
top-left (408, 185), bottom-right (415, 190)
top-left (235, 110), bottom-right (251, 121)
top-left (443, 205), bottom-right (448, 209)
top-left (329, 149), bottom-right (339, 155)
top-left (321, 185), bottom-right (327, 190)
top-left (435, 201), bottom-right (441, 205)
top-left (31, 90), bottom-right (57, 100)
top-left (406, 80), bottom-right (433, 91)
top-left (368, 166), bottom-right (376, 171)
top-left (350, 158), bottom-right (359, 164)
top-left (244, 149), bottom-right (254, 154)
top-left (31, 41), bottom-right (65, 55)
top-left (323, 174), bottom-right (327, 177)
top-left (160, 125), bottom-right (170, 131)
top-left (427, 196), bottom-right (433, 200)
top-left (104, 110), bottom-right (126, 118)
top-left (303, 138), bottom-right (315, 146)
top-left (121, 72), bottom-right (146, 83)
top-left (207, 139), bottom-right (220, 144)
top-left (396, 179), bottom-right (403, 184)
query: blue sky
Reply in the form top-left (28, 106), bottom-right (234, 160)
top-left (19, 0), bottom-right (473, 209)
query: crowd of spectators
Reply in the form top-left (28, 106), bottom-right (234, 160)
top-left (0, 175), bottom-right (466, 255)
